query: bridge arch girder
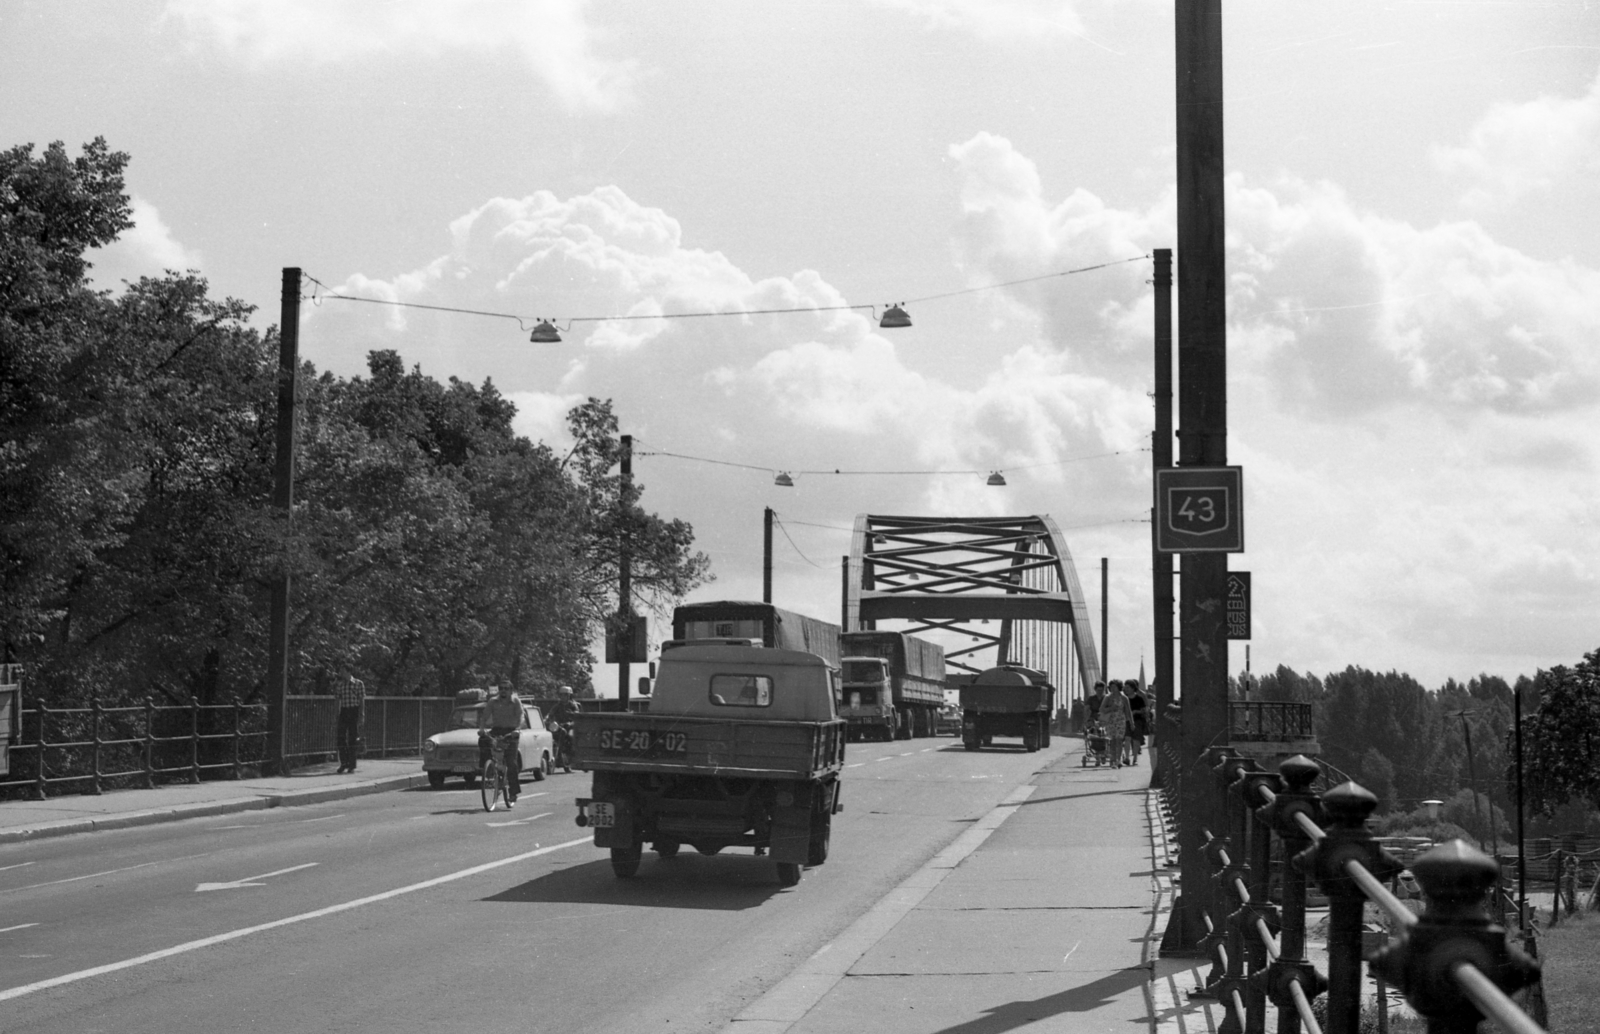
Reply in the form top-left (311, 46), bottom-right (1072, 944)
top-left (845, 514), bottom-right (1101, 698)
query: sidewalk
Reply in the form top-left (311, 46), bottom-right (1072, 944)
top-left (727, 748), bottom-right (1225, 1034)
top-left (0, 757), bottom-right (430, 845)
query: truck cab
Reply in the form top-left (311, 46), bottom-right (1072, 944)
top-left (839, 655), bottom-right (895, 741)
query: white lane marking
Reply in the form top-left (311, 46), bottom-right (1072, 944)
top-left (214, 812), bottom-right (346, 831)
top-left (1, 923), bottom-right (40, 934)
top-left (0, 836), bottom-right (592, 1003)
top-left (0, 862), bottom-right (36, 873)
top-left (874, 757), bottom-right (893, 763)
top-left (899, 752), bottom-right (915, 757)
top-left (520, 792), bottom-right (548, 798)
top-left (2, 852), bottom-right (217, 895)
top-left (846, 763), bottom-right (864, 769)
top-left (486, 812), bottom-right (552, 828)
top-left (194, 862), bottom-right (319, 893)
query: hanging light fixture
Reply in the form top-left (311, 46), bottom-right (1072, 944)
top-left (986, 471), bottom-right (1007, 486)
top-left (872, 533), bottom-right (888, 547)
top-left (774, 472), bottom-right (795, 487)
top-left (529, 320), bottom-right (562, 343)
top-left (878, 304), bottom-right (911, 329)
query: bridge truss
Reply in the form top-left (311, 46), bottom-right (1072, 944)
top-left (844, 514), bottom-right (1102, 705)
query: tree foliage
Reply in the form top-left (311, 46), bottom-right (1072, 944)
top-left (1519, 649), bottom-right (1600, 818)
top-left (2, 138), bottom-right (710, 706)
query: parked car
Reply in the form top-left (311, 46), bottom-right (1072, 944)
top-left (422, 698), bottom-right (555, 788)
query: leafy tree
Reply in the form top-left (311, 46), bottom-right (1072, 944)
top-left (1516, 648), bottom-right (1600, 818)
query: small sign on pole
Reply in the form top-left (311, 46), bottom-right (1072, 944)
top-left (606, 614), bottom-right (649, 664)
top-left (1226, 572), bottom-right (1251, 640)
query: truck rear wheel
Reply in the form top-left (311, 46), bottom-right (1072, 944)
top-left (776, 862), bottom-right (802, 887)
top-left (807, 811), bottom-right (831, 866)
top-left (655, 840), bottom-right (681, 860)
top-left (963, 730), bottom-right (979, 751)
top-left (611, 845), bottom-right (642, 878)
top-left (1042, 720), bottom-right (1052, 748)
top-left (1023, 723), bottom-right (1040, 752)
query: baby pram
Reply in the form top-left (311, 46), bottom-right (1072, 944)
top-left (1082, 721), bottom-right (1111, 767)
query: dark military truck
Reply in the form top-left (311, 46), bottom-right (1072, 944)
top-left (838, 630), bottom-right (946, 741)
top-left (572, 642), bottom-right (845, 886)
top-left (961, 664), bottom-right (1055, 752)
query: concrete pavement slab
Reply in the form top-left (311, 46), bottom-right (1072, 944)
top-left (847, 907), bottom-right (1147, 976)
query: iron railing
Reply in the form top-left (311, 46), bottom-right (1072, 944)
top-left (1183, 751), bottom-right (1546, 1034)
top-left (1228, 701), bottom-right (1315, 741)
top-left (1, 693), bottom-right (454, 799)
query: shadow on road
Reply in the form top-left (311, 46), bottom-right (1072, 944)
top-left (483, 853), bottom-right (790, 911)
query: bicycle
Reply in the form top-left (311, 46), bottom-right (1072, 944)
top-left (480, 731), bottom-right (518, 812)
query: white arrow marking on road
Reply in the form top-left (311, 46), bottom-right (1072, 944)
top-left (486, 812), bottom-right (550, 827)
top-left (0, 837), bottom-right (591, 1003)
top-left (1, 923), bottom-right (40, 934)
top-left (195, 862), bottom-right (318, 893)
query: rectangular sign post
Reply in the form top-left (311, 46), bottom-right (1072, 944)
top-left (1226, 572), bottom-right (1251, 640)
top-left (1156, 466), bottom-right (1244, 553)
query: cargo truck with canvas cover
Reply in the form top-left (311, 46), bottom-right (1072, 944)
top-left (838, 630), bottom-right (946, 741)
top-left (961, 664), bottom-right (1054, 752)
top-left (672, 601), bottom-right (841, 668)
top-left (571, 642), bottom-right (845, 887)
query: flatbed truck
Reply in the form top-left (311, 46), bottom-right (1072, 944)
top-left (838, 630), bottom-right (946, 740)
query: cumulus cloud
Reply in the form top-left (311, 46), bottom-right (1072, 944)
top-left (88, 197), bottom-right (204, 292)
top-left (874, 0), bottom-right (1106, 48)
top-left (163, 0), bottom-right (637, 111)
top-left (949, 132), bottom-right (1600, 417)
top-left (1434, 68), bottom-right (1600, 209)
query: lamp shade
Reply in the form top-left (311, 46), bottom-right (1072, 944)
top-left (986, 472), bottom-right (1007, 486)
top-left (879, 304), bottom-right (911, 329)
top-left (774, 472), bottom-right (795, 487)
top-left (529, 320), bottom-right (562, 343)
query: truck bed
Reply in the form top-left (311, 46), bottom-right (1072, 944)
top-left (572, 712), bottom-right (846, 780)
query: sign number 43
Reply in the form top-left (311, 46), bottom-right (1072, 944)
top-left (1156, 467), bottom-right (1244, 553)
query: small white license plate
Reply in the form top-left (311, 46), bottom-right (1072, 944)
top-left (590, 802), bottom-right (615, 828)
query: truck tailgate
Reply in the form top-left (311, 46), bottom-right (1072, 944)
top-left (572, 713), bottom-right (846, 779)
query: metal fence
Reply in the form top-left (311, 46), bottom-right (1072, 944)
top-left (1228, 701), bottom-right (1315, 741)
top-left (0, 692), bottom-right (454, 800)
top-left (282, 695), bottom-right (454, 763)
top-left (1161, 750), bottom-right (1547, 1034)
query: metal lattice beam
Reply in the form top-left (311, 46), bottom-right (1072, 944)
top-left (845, 514), bottom-right (1101, 699)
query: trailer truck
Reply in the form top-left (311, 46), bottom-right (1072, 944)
top-left (838, 630), bottom-right (946, 741)
top-left (672, 601), bottom-right (840, 668)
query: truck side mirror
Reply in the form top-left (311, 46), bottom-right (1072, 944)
top-left (637, 676), bottom-right (652, 697)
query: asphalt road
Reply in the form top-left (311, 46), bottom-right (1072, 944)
top-left (1, 734), bottom-right (1069, 1034)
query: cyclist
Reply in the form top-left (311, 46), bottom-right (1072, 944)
top-left (477, 683), bottom-right (524, 806)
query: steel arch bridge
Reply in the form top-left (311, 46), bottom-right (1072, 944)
top-left (844, 514), bottom-right (1102, 704)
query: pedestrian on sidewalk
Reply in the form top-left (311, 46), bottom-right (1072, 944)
top-left (335, 676), bottom-right (365, 773)
top-left (1127, 685), bottom-right (1148, 765)
top-left (1099, 679), bottom-right (1130, 769)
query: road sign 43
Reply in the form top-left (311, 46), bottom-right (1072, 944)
top-left (1156, 467), bottom-right (1244, 553)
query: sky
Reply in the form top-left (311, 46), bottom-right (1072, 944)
top-left (4, 0), bottom-right (1598, 694)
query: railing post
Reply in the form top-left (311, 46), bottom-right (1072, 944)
top-left (1370, 840), bottom-right (1540, 1033)
top-left (90, 694), bottom-right (103, 795)
top-left (1258, 756), bottom-right (1327, 1034)
top-left (1232, 759), bottom-right (1278, 1034)
top-left (1299, 782), bottom-right (1400, 1034)
top-left (144, 696), bottom-right (155, 788)
top-left (232, 694), bottom-right (243, 780)
top-left (189, 696), bottom-right (201, 784)
top-left (35, 697), bottom-right (49, 800)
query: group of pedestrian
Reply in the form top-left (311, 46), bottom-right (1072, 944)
top-left (1085, 678), bottom-right (1150, 769)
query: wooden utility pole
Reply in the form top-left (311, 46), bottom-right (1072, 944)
top-left (763, 507), bottom-right (774, 604)
top-left (265, 268), bottom-right (300, 776)
top-left (617, 434), bottom-right (633, 706)
top-left (1172, 0), bottom-right (1231, 952)
top-left (1151, 249), bottom-right (1175, 788)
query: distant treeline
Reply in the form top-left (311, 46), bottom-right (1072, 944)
top-left (2, 138), bottom-right (710, 708)
top-left (1242, 649), bottom-right (1600, 836)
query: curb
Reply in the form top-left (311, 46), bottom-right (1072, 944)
top-left (0, 773), bottom-right (431, 845)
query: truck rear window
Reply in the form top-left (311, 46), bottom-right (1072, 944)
top-left (709, 674), bottom-right (773, 707)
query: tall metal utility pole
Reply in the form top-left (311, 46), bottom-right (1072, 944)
top-left (763, 507), bottom-right (774, 604)
top-left (1173, 0), bottom-right (1230, 952)
top-left (1151, 249), bottom-right (1175, 788)
top-left (1100, 558), bottom-right (1109, 679)
top-left (617, 434), bottom-right (633, 706)
top-left (265, 268), bottom-right (301, 776)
